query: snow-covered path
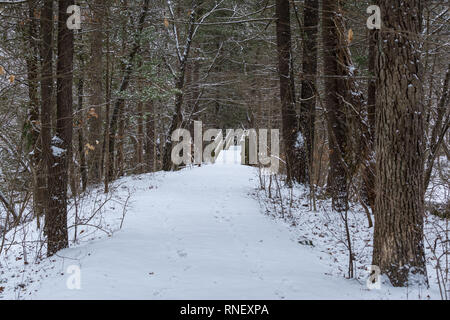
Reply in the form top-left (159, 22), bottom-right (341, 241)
top-left (31, 147), bottom-right (372, 299)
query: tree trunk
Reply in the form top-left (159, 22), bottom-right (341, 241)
top-left (162, 75), bottom-right (186, 171)
top-left (117, 109), bottom-right (125, 177)
top-left (373, 0), bottom-right (428, 287)
top-left (46, 0), bottom-right (74, 256)
top-left (275, 0), bottom-right (299, 184)
top-left (423, 64), bottom-right (450, 190)
top-left (144, 101), bottom-right (156, 172)
top-left (39, 0), bottom-right (53, 233)
top-left (77, 46), bottom-right (88, 193)
top-left (103, 23), bottom-right (112, 193)
top-left (161, 6), bottom-right (197, 171)
top-left (322, 0), bottom-right (348, 212)
top-left (299, 0), bottom-right (319, 185)
top-left (361, 16), bottom-right (378, 215)
top-left (136, 101), bottom-right (144, 173)
top-left (26, 0), bottom-right (45, 221)
top-left (87, 0), bottom-right (105, 184)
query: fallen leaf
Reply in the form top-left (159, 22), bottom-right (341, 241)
top-left (87, 107), bottom-right (98, 119)
top-left (84, 143), bottom-right (95, 156)
top-left (348, 29), bottom-right (354, 43)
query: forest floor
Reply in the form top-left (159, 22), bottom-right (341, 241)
top-left (0, 147), bottom-right (445, 299)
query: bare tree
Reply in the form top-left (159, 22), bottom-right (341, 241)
top-left (372, 0), bottom-right (428, 287)
top-left (87, 0), bottom-right (106, 184)
top-left (275, 0), bottom-right (298, 185)
top-left (46, 0), bottom-right (75, 256)
top-left (322, 0), bottom-right (348, 212)
top-left (39, 0), bottom-right (53, 233)
top-left (299, 0), bottom-right (319, 186)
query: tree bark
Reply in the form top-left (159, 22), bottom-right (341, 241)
top-left (299, 0), bottom-right (319, 185)
top-left (423, 64), bottom-right (450, 190)
top-left (136, 100), bottom-right (144, 173)
top-left (39, 0), bottom-right (53, 232)
top-left (275, 0), bottom-right (299, 184)
top-left (373, 0), bottom-right (428, 286)
top-left (144, 101), bottom-right (156, 172)
top-left (361, 15), bottom-right (378, 215)
top-left (161, 6), bottom-right (197, 171)
top-left (25, 0), bottom-right (45, 220)
top-left (103, 22), bottom-right (112, 193)
top-left (45, 0), bottom-right (74, 256)
top-left (322, 0), bottom-right (348, 212)
top-left (77, 42), bottom-right (88, 193)
top-left (87, 0), bottom-right (105, 184)
top-left (117, 108), bottom-right (125, 177)
top-left (162, 73), bottom-right (188, 171)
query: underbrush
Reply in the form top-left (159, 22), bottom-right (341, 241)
top-left (253, 170), bottom-right (449, 300)
top-left (0, 177), bottom-right (136, 299)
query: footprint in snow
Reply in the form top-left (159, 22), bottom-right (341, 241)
top-left (177, 250), bottom-right (187, 258)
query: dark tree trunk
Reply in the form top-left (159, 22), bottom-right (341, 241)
top-left (40, 0), bottom-right (53, 232)
top-left (136, 101), bottom-right (144, 173)
top-left (275, 0), bottom-right (299, 184)
top-left (322, 0), bottom-right (348, 212)
top-left (144, 101), bottom-right (156, 172)
top-left (373, 0), bottom-right (428, 287)
top-left (77, 45), bottom-right (88, 193)
top-left (25, 0), bottom-right (45, 220)
top-left (161, 8), bottom-right (197, 172)
top-left (191, 59), bottom-right (201, 120)
top-left (162, 75), bottom-right (187, 171)
top-left (87, 0), bottom-right (105, 184)
top-left (423, 64), bottom-right (450, 190)
top-left (46, 0), bottom-right (74, 256)
top-left (103, 21), bottom-right (112, 193)
top-left (299, 0), bottom-right (319, 185)
top-left (117, 110), bottom-right (125, 177)
top-left (361, 18), bottom-right (378, 214)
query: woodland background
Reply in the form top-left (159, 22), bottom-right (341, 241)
top-left (0, 0), bottom-right (448, 293)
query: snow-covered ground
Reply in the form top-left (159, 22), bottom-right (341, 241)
top-left (0, 147), bottom-right (446, 299)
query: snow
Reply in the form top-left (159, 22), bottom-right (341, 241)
top-left (50, 136), bottom-right (66, 157)
top-left (51, 146), bottom-right (65, 157)
top-left (0, 147), bottom-right (445, 299)
top-left (294, 132), bottom-right (304, 149)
